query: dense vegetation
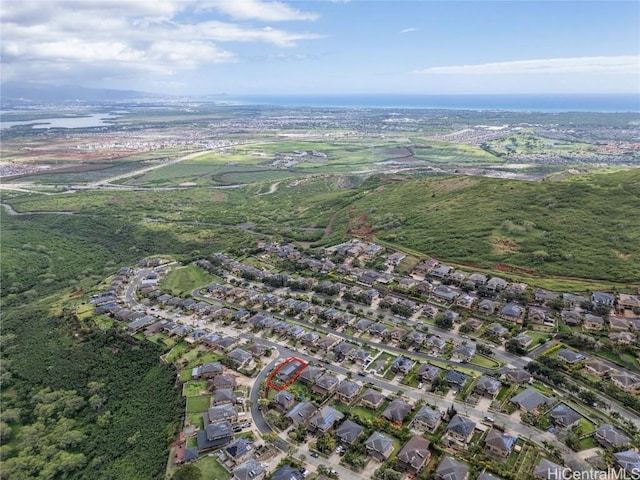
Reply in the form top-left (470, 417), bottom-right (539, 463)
top-left (330, 169), bottom-right (640, 282)
top-left (1, 305), bottom-right (183, 479)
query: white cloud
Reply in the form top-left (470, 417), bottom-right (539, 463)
top-left (200, 0), bottom-right (318, 21)
top-left (415, 55), bottom-right (640, 75)
top-left (0, 0), bottom-right (323, 84)
top-left (400, 27), bottom-right (418, 34)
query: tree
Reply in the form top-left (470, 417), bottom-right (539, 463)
top-left (173, 465), bottom-right (202, 480)
top-left (435, 315), bottom-right (453, 330)
top-left (578, 389), bottom-right (597, 406)
top-left (316, 433), bottom-right (337, 454)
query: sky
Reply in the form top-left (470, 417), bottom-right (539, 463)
top-left (1, 0), bottom-right (639, 95)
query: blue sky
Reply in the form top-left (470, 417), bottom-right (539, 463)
top-left (1, 0), bottom-right (638, 95)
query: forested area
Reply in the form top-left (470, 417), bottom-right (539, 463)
top-left (1, 305), bottom-right (184, 479)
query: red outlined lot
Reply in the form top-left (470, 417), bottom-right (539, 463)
top-left (266, 356), bottom-right (308, 391)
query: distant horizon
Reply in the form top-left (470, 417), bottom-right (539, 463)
top-left (2, 1), bottom-right (638, 96)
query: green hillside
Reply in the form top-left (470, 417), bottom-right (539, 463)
top-left (330, 169), bottom-right (640, 282)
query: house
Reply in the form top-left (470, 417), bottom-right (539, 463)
top-left (360, 388), bottom-right (385, 410)
top-left (487, 277), bottom-right (508, 292)
top-left (210, 373), bottom-right (237, 391)
top-left (388, 327), bottom-right (408, 342)
top-left (225, 437), bottom-right (254, 465)
top-left (557, 348), bottom-right (588, 365)
top-left (431, 264), bottom-right (453, 279)
top-left (422, 304), bottom-right (440, 319)
top-left (412, 405), bottom-right (444, 432)
top-left (584, 314), bottom-right (605, 330)
top-left (591, 291), bottom-right (615, 307)
top-left (477, 299), bottom-right (500, 315)
top-left (272, 390), bottom-right (296, 413)
top-left (228, 348), bottom-right (254, 369)
top-left (549, 405), bottom-right (582, 428)
top-left (418, 364), bottom-right (442, 384)
top-left (301, 331), bottom-right (320, 346)
top-left (427, 335), bottom-right (447, 354)
top-left (613, 450), bottom-right (640, 473)
top-left (617, 293), bottom-right (640, 313)
top-left (391, 356), bottom-right (415, 375)
top-left (312, 373), bottom-right (339, 396)
top-left (594, 425), bottom-right (631, 449)
top-left (475, 375), bottom-right (502, 398)
top-left (457, 293), bottom-right (477, 309)
top-left (308, 405), bottom-right (345, 434)
top-left (196, 420), bottom-right (233, 452)
top-left (477, 472), bottom-right (504, 480)
top-left (611, 372), bottom-right (640, 394)
top-left (435, 456), bottom-right (469, 480)
top-left (443, 309), bottom-right (460, 323)
top-left (451, 344), bottom-right (475, 362)
top-left (333, 342), bottom-right (354, 359)
top-left (271, 465), bottom-right (303, 480)
top-left (369, 322), bottom-right (388, 337)
top-left (512, 332), bottom-right (534, 349)
top-left (206, 405), bottom-right (238, 425)
top-left (448, 271), bottom-right (467, 285)
top-left (504, 369), bottom-right (532, 384)
top-left (232, 459), bottom-right (266, 480)
top-left (561, 310), bottom-right (582, 326)
top-left (406, 330), bottom-right (426, 346)
top-left (609, 332), bottom-right (637, 345)
top-left (467, 273), bottom-right (488, 287)
top-left (583, 359), bottom-right (614, 377)
top-left (365, 431), bottom-right (394, 461)
top-left (500, 303), bottom-right (524, 323)
top-left (445, 415), bottom-right (476, 449)
top-left (335, 419), bottom-right (365, 445)
top-left (397, 435), bottom-right (431, 474)
top-left (316, 335), bottom-right (341, 352)
top-left (354, 319), bottom-right (372, 332)
top-left (528, 306), bottom-right (552, 326)
top-left (432, 285), bottom-right (459, 302)
top-left (246, 343), bottom-right (267, 358)
top-left (445, 370), bottom-right (468, 390)
top-left (609, 316), bottom-right (631, 331)
top-left (216, 337), bottom-right (239, 351)
top-left (534, 289), bottom-right (559, 305)
top-left (335, 380), bottom-right (362, 404)
top-left (298, 366), bottom-right (323, 385)
top-left (213, 389), bottom-right (235, 406)
top-left (192, 362), bottom-right (223, 379)
top-left (285, 401), bottom-right (318, 426)
top-left (510, 388), bottom-right (553, 413)
top-left (382, 398), bottom-right (413, 425)
top-left (534, 459), bottom-right (566, 480)
top-left (465, 318), bottom-right (483, 332)
top-left (350, 348), bottom-right (371, 364)
top-left (484, 428), bottom-right (517, 458)
top-left (563, 293), bottom-right (587, 309)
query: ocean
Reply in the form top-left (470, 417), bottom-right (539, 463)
top-left (226, 93), bottom-right (639, 113)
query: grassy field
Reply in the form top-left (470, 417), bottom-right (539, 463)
top-left (186, 395), bottom-right (211, 413)
top-left (194, 455), bottom-right (231, 480)
top-left (160, 264), bottom-right (218, 296)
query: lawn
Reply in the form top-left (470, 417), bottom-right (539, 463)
top-left (469, 354), bottom-right (502, 369)
top-left (351, 406), bottom-right (379, 423)
top-left (596, 351), bottom-right (640, 371)
top-left (180, 368), bottom-right (193, 381)
top-left (194, 455), bottom-right (230, 480)
top-left (186, 395), bottom-right (211, 413)
top-left (160, 264), bottom-right (218, 296)
top-left (165, 341), bottom-right (192, 363)
top-left (577, 435), bottom-right (598, 451)
top-left (183, 381), bottom-right (208, 397)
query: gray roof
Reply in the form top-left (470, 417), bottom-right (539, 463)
top-left (484, 428), bottom-right (517, 453)
top-left (272, 465), bottom-right (303, 480)
top-left (335, 419), bottom-right (365, 444)
top-left (557, 348), bottom-right (588, 364)
top-left (226, 437), bottom-right (253, 460)
top-left (550, 404), bottom-right (582, 427)
top-left (413, 405), bottom-right (444, 428)
top-left (233, 458), bottom-right (266, 480)
top-left (595, 425), bottom-right (630, 448)
top-left (476, 375), bottom-right (502, 395)
top-left (510, 388), bottom-right (552, 412)
top-left (285, 401), bottom-right (318, 425)
top-left (501, 302), bottom-right (523, 318)
top-left (336, 380), bottom-right (361, 398)
top-left (534, 459), bottom-right (565, 480)
top-left (365, 431), bottom-right (393, 454)
top-left (397, 435), bottom-right (430, 471)
top-left (207, 404), bottom-right (238, 423)
top-left (314, 372), bottom-right (339, 391)
top-left (308, 405), bottom-right (345, 432)
top-left (447, 415), bottom-right (476, 437)
top-left (418, 363), bottom-right (442, 381)
top-left (382, 398), bottom-right (413, 423)
top-left (214, 388), bottom-right (235, 404)
top-left (478, 473), bottom-right (504, 480)
top-left (436, 456), bottom-right (469, 480)
top-left (360, 388), bottom-right (385, 406)
top-left (614, 450), bottom-right (640, 472)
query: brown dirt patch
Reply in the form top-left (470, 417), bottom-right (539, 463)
top-left (612, 249), bottom-right (631, 260)
top-left (492, 236), bottom-right (518, 254)
top-left (212, 191), bottom-right (227, 202)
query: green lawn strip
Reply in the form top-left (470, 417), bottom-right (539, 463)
top-left (577, 436), bottom-right (598, 451)
top-left (187, 413), bottom-right (205, 430)
top-left (469, 354), bottom-right (502, 369)
top-left (194, 455), bottom-right (231, 480)
top-left (183, 381), bottom-right (209, 397)
top-left (186, 395), bottom-right (211, 413)
top-left (180, 368), bottom-right (193, 381)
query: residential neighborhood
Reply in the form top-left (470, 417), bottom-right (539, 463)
top-left (86, 240), bottom-right (640, 480)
